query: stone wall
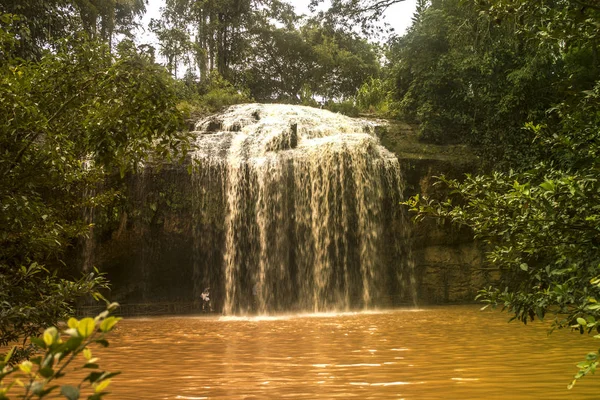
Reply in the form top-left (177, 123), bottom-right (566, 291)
top-left (378, 121), bottom-right (497, 304)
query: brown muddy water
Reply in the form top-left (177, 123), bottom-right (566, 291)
top-left (91, 305), bottom-right (598, 399)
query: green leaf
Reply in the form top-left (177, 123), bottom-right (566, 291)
top-left (30, 336), bottom-right (47, 349)
top-left (519, 263), bottom-right (528, 272)
top-left (58, 336), bottom-right (83, 353)
top-left (39, 385), bottom-right (59, 396)
top-left (539, 181), bottom-right (555, 192)
top-left (39, 367), bottom-right (55, 378)
top-left (577, 317), bottom-right (587, 326)
top-left (85, 371), bottom-right (104, 383)
top-left (4, 346), bottom-right (15, 363)
top-left (60, 385), bottom-right (80, 400)
top-left (84, 371), bottom-right (121, 384)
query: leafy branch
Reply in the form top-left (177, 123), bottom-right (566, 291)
top-left (0, 304), bottom-right (122, 400)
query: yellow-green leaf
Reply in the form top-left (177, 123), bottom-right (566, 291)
top-left (43, 327), bottom-right (58, 346)
top-left (67, 318), bottom-right (79, 329)
top-left (99, 316), bottom-right (122, 333)
top-left (77, 318), bottom-right (96, 338)
top-left (19, 361), bottom-right (32, 374)
top-left (4, 346), bottom-right (15, 363)
top-left (94, 379), bottom-right (111, 393)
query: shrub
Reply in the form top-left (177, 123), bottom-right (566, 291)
top-left (0, 304), bottom-right (122, 400)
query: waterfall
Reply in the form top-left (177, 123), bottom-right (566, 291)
top-left (191, 104), bottom-right (412, 314)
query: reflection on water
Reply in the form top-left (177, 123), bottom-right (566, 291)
top-left (93, 306), bottom-right (598, 399)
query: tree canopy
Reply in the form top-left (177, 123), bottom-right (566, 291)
top-left (151, 0), bottom-right (380, 103)
top-left (0, 12), bottom-right (187, 359)
top-left (399, 0), bottom-right (600, 387)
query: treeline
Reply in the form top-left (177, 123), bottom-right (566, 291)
top-left (392, 0), bottom-right (600, 386)
top-left (0, 1), bottom-right (188, 361)
top-left (150, 0), bottom-right (381, 116)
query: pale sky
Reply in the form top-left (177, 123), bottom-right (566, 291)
top-left (139, 0), bottom-right (418, 44)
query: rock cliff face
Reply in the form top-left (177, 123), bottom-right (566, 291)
top-left (82, 105), bottom-right (493, 311)
top-left (377, 121), bottom-right (495, 303)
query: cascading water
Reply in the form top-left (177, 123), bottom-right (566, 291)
top-left (190, 104), bottom-right (412, 314)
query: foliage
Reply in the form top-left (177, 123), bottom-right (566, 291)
top-left (195, 71), bottom-right (252, 110)
top-left (174, 70), bottom-right (252, 121)
top-left (405, 80), bottom-right (600, 387)
top-left (0, 14), bottom-right (187, 359)
top-left (0, 32), bottom-right (187, 262)
top-left (242, 20), bottom-right (380, 103)
top-left (149, 16), bottom-right (191, 76)
top-left (0, 304), bottom-right (122, 399)
top-left (154, 0), bottom-right (297, 81)
top-left (0, 264), bottom-right (109, 364)
top-left (395, 0), bottom-right (600, 387)
top-left (0, 1), bottom-right (76, 59)
top-left (0, 0), bottom-right (147, 58)
top-left (323, 100), bottom-right (360, 117)
top-left (152, 1), bottom-right (379, 103)
top-left (356, 77), bottom-right (391, 115)
top-left (384, 0), bottom-right (560, 166)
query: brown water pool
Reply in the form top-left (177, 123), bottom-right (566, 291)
top-left (87, 305), bottom-right (600, 399)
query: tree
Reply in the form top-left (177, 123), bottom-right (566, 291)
top-left (309, 0), bottom-right (405, 35)
top-left (75, 0), bottom-right (148, 50)
top-left (156, 0), bottom-right (296, 81)
top-left (149, 17), bottom-right (191, 76)
top-left (0, 15), bottom-right (188, 359)
top-left (404, 0), bottom-right (600, 387)
top-left (153, 1), bottom-right (380, 104)
top-left (241, 20), bottom-right (380, 102)
top-left (383, 0), bottom-right (559, 166)
top-left (0, 1), bottom-right (76, 59)
top-left (0, 0), bottom-right (147, 57)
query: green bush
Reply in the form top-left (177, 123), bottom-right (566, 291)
top-left (177, 71), bottom-right (252, 114)
top-left (324, 100), bottom-right (360, 117)
top-left (356, 77), bottom-right (390, 115)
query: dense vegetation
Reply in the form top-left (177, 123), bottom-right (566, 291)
top-left (2, 0), bottom-right (600, 392)
top-left (390, 0), bottom-right (600, 388)
top-left (0, 4), bottom-right (187, 363)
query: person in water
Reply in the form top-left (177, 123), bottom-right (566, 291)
top-left (201, 287), bottom-right (212, 312)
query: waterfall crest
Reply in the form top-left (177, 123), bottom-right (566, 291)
top-left (191, 104), bottom-right (410, 314)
